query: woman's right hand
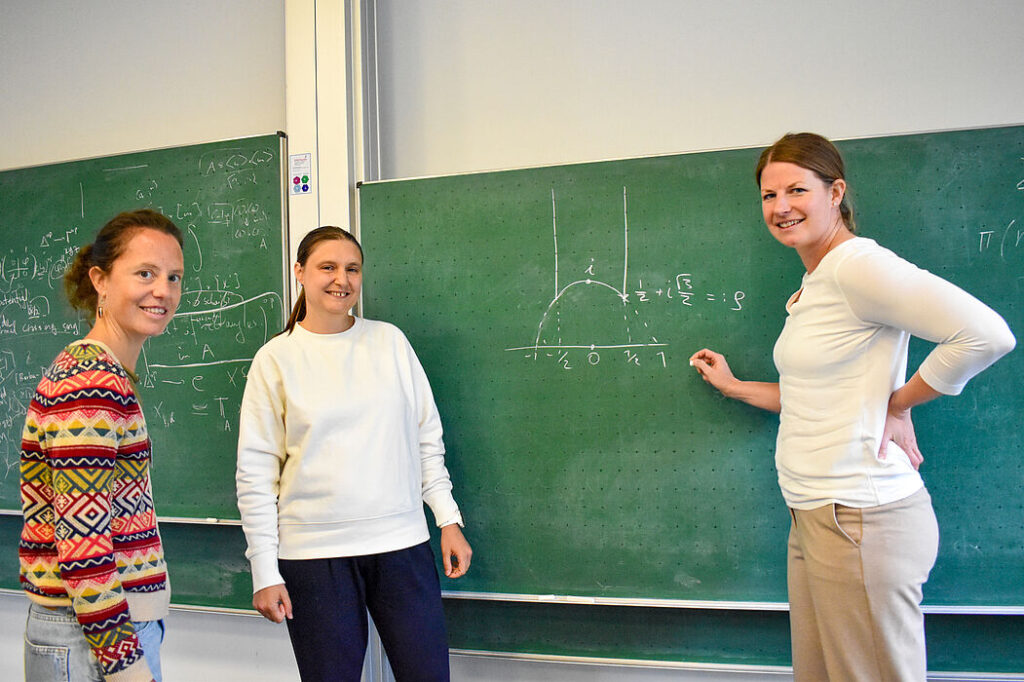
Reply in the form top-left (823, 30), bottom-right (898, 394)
top-left (689, 348), bottom-right (782, 413)
top-left (253, 583), bottom-right (293, 623)
top-left (689, 348), bottom-right (739, 396)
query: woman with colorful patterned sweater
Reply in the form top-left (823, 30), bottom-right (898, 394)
top-left (236, 226), bottom-right (472, 681)
top-left (20, 209), bottom-right (183, 682)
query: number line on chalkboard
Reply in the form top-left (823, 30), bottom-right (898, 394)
top-left (505, 343), bottom-right (668, 351)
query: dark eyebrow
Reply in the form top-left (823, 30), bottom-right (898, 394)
top-left (136, 261), bottom-right (185, 275)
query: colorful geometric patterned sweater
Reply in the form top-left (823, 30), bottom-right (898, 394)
top-left (20, 340), bottom-right (169, 682)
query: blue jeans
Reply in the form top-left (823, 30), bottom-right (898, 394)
top-left (24, 603), bottom-right (165, 682)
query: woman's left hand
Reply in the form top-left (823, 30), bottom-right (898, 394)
top-left (440, 524), bottom-right (472, 579)
top-left (880, 398), bottom-right (924, 470)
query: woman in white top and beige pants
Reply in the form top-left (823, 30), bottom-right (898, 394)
top-left (690, 133), bottom-right (1015, 682)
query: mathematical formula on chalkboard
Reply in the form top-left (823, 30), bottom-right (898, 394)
top-left (505, 187), bottom-right (746, 371)
top-left (0, 134), bottom-right (288, 517)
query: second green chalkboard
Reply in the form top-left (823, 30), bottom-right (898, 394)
top-left (360, 125), bottom-right (1023, 608)
top-left (0, 134), bottom-right (288, 518)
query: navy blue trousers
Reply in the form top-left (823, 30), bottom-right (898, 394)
top-left (278, 541), bottom-right (449, 682)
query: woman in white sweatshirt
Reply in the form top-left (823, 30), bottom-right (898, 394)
top-left (689, 133), bottom-right (1015, 682)
top-left (236, 226), bottom-right (472, 681)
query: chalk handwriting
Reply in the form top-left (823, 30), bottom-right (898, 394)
top-left (505, 187), bottom-right (747, 371)
top-left (977, 219), bottom-right (1023, 261)
top-left (0, 162), bottom-right (284, 480)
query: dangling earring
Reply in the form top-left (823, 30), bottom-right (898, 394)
top-left (97, 295), bottom-right (106, 319)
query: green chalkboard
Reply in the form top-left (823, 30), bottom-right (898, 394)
top-left (0, 134), bottom-right (288, 518)
top-left (361, 125), bottom-right (1024, 608)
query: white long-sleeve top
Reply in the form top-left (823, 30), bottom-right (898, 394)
top-left (236, 317), bottom-right (463, 592)
top-left (773, 237), bottom-right (1015, 510)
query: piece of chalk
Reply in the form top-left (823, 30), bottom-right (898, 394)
top-left (689, 359), bottom-right (694, 366)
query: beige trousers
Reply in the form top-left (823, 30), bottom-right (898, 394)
top-left (788, 487), bottom-right (939, 682)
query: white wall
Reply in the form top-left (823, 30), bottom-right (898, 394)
top-left (371, 0), bottom-right (1024, 179)
top-left (0, 1), bottom-right (286, 170)
top-left (2, 1), bottom-right (1023, 680)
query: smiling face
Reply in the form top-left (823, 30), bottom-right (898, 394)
top-left (89, 227), bottom-right (184, 354)
top-left (294, 238), bottom-right (363, 332)
top-left (759, 161), bottom-right (848, 259)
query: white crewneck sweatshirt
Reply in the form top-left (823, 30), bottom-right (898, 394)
top-left (236, 317), bottom-right (463, 592)
top-left (773, 237), bottom-right (1015, 510)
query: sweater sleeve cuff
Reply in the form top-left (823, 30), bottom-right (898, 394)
top-left (104, 657), bottom-right (154, 682)
top-left (438, 511), bottom-right (464, 528)
top-left (249, 550), bottom-right (285, 594)
top-left (424, 492), bottom-right (462, 529)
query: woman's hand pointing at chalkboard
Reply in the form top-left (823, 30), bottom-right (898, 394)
top-left (689, 348), bottom-right (781, 414)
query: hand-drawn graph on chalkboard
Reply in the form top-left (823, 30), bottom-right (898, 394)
top-left (505, 187), bottom-right (663, 369)
top-left (505, 187), bottom-right (745, 370)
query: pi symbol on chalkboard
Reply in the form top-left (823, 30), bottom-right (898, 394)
top-left (504, 187), bottom-right (667, 370)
